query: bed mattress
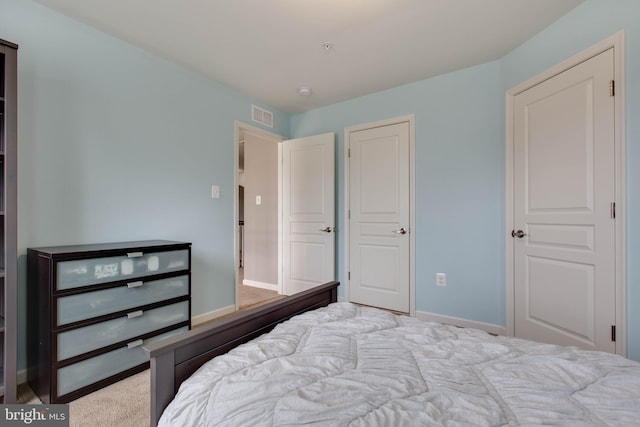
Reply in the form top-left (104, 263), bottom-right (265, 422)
top-left (159, 303), bottom-right (640, 426)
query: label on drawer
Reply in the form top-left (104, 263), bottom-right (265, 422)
top-left (121, 259), bottom-right (134, 275)
top-left (148, 256), bottom-right (160, 271)
top-left (94, 262), bottom-right (119, 279)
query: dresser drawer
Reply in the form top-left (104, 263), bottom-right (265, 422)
top-left (57, 301), bottom-right (189, 361)
top-left (56, 249), bottom-right (189, 290)
top-left (57, 326), bottom-right (188, 398)
top-left (57, 275), bottom-right (189, 326)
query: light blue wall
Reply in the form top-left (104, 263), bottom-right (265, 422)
top-left (292, 0), bottom-right (640, 361)
top-left (3, 0), bottom-right (639, 377)
top-left (500, 0), bottom-right (640, 363)
top-left (291, 61), bottom-right (505, 326)
top-left (0, 0), bottom-right (290, 371)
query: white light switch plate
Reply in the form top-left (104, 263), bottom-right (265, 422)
top-left (256, 195), bottom-right (262, 205)
top-left (211, 185), bottom-right (220, 199)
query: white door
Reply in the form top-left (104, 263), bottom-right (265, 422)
top-left (348, 122), bottom-right (410, 313)
top-left (513, 48), bottom-right (616, 352)
top-left (282, 133), bottom-right (335, 295)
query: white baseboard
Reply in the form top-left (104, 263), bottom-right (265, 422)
top-left (242, 280), bottom-right (278, 292)
top-left (415, 310), bottom-right (506, 336)
top-left (191, 304), bottom-right (236, 328)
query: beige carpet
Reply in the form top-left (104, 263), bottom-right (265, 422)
top-left (17, 370), bottom-right (150, 427)
top-left (239, 284), bottom-right (283, 310)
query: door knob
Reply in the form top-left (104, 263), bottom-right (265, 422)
top-left (511, 229), bottom-right (527, 238)
top-left (318, 227), bottom-right (334, 233)
top-left (392, 228), bottom-right (408, 235)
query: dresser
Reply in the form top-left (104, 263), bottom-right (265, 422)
top-left (27, 240), bottom-right (191, 404)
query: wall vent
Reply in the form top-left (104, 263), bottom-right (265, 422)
top-left (251, 105), bottom-right (274, 128)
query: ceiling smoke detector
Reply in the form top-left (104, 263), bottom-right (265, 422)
top-left (298, 87), bottom-right (312, 97)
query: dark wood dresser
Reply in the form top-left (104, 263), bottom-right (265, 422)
top-left (27, 240), bottom-right (191, 403)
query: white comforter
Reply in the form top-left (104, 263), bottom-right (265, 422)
top-left (159, 303), bottom-right (640, 426)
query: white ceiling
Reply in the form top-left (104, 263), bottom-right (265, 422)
top-left (33, 0), bottom-right (584, 114)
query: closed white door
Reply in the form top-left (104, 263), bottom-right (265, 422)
top-left (282, 133), bottom-right (335, 295)
top-left (348, 122), bottom-right (410, 313)
top-left (513, 49), bottom-right (616, 352)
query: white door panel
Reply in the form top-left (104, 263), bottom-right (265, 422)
top-left (513, 48), bottom-right (615, 352)
top-left (282, 133), bottom-right (335, 295)
top-left (290, 241), bottom-right (327, 283)
top-left (289, 145), bottom-right (327, 215)
top-left (349, 122), bottom-right (410, 313)
top-left (525, 81), bottom-right (594, 212)
top-left (527, 256), bottom-right (595, 343)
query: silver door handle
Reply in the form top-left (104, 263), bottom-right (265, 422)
top-left (393, 228), bottom-right (408, 235)
top-left (318, 227), bottom-right (334, 233)
top-left (512, 229), bottom-right (527, 238)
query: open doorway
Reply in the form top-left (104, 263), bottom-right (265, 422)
top-left (235, 122), bottom-right (284, 311)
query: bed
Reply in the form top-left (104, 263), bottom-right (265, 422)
top-left (143, 281), bottom-right (640, 426)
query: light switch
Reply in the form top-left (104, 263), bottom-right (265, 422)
top-left (211, 185), bottom-right (220, 199)
top-left (256, 195), bottom-right (262, 205)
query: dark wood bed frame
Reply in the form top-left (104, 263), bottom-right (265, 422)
top-left (143, 281), bottom-right (339, 426)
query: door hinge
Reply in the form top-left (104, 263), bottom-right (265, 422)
top-left (610, 80), bottom-right (615, 96)
top-left (611, 325), bottom-right (616, 342)
top-left (348, 272), bottom-right (350, 280)
top-left (348, 148), bottom-right (351, 157)
top-left (611, 202), bottom-right (616, 219)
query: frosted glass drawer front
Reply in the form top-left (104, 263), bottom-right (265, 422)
top-left (57, 326), bottom-right (188, 397)
top-left (57, 301), bottom-right (189, 361)
top-left (57, 275), bottom-right (189, 326)
top-left (57, 249), bottom-right (189, 290)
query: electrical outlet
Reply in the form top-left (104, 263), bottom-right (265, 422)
top-left (436, 273), bottom-right (447, 287)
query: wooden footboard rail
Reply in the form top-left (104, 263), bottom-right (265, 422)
top-left (143, 281), bottom-right (339, 426)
